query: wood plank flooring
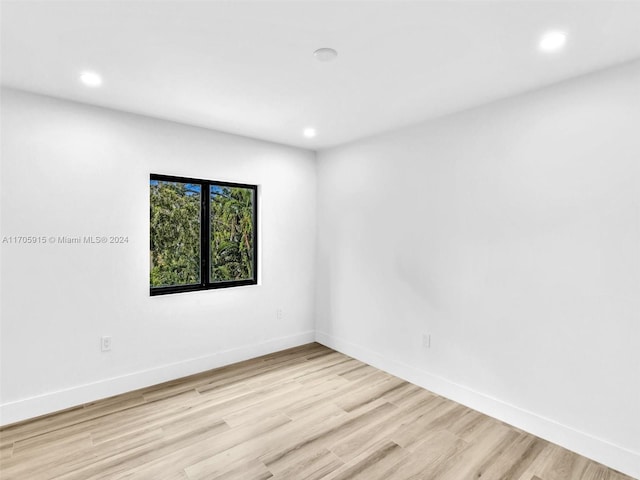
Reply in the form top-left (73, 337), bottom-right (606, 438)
top-left (0, 343), bottom-right (633, 480)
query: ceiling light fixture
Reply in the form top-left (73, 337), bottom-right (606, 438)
top-left (303, 127), bottom-right (316, 138)
top-left (79, 71), bottom-right (103, 87)
top-left (314, 48), bottom-right (338, 62)
top-left (539, 31), bottom-right (567, 52)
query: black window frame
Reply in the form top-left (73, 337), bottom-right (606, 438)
top-left (150, 173), bottom-right (258, 296)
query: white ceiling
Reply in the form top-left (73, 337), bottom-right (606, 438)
top-left (2, 1), bottom-right (640, 150)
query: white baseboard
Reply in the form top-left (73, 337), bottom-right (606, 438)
top-left (0, 330), bottom-right (315, 427)
top-left (315, 331), bottom-right (640, 479)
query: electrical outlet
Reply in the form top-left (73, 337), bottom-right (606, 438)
top-left (422, 333), bottom-right (431, 349)
top-left (101, 336), bottom-right (112, 352)
top-left (276, 309), bottom-right (283, 320)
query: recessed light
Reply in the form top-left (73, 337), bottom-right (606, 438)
top-left (80, 71), bottom-right (102, 87)
top-left (303, 127), bottom-right (316, 138)
top-left (539, 31), bottom-right (567, 52)
top-left (314, 48), bottom-right (338, 62)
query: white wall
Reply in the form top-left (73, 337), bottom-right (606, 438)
top-left (316, 60), bottom-right (640, 477)
top-left (0, 88), bottom-right (317, 425)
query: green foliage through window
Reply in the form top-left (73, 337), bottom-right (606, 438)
top-left (150, 175), bottom-right (257, 295)
top-left (150, 181), bottom-right (201, 287)
top-left (210, 186), bottom-right (255, 282)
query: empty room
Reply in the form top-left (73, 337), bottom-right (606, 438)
top-left (0, 1), bottom-right (639, 479)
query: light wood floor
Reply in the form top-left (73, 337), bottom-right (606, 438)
top-left (0, 343), bottom-right (633, 480)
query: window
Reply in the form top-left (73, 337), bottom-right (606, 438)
top-left (150, 174), bottom-right (257, 295)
